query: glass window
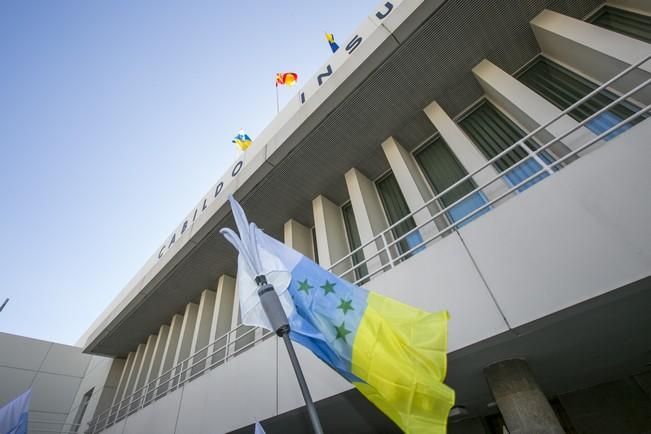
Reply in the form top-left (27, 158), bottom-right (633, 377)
top-left (72, 388), bottom-right (94, 433)
top-left (341, 202), bottom-right (368, 282)
top-left (517, 57), bottom-right (646, 139)
top-left (589, 6), bottom-right (651, 44)
top-left (459, 101), bottom-right (549, 191)
top-left (375, 173), bottom-right (423, 256)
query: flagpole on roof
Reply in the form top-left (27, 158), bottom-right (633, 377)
top-left (275, 81), bottom-right (280, 114)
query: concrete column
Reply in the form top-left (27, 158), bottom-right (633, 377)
top-left (382, 136), bottom-right (446, 239)
top-left (473, 59), bottom-right (592, 153)
top-left (345, 168), bottom-right (389, 275)
top-left (531, 9), bottom-right (651, 105)
top-left (173, 302), bottom-right (199, 385)
top-left (156, 314), bottom-right (184, 393)
top-left (284, 219), bottom-right (315, 259)
top-left (123, 344), bottom-right (146, 398)
top-left (312, 195), bottom-right (351, 276)
top-left (132, 335), bottom-right (157, 400)
top-left (143, 324), bottom-right (169, 401)
top-left (209, 275), bottom-right (236, 366)
top-left (112, 352), bottom-right (135, 407)
top-left (189, 290), bottom-right (216, 377)
top-left (424, 101), bottom-right (509, 201)
top-left (485, 359), bottom-right (564, 434)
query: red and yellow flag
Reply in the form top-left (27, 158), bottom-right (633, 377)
top-left (275, 72), bottom-right (298, 87)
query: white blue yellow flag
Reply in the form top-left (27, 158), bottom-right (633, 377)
top-left (0, 389), bottom-right (31, 434)
top-left (221, 197), bottom-right (454, 434)
top-left (254, 421), bottom-right (266, 434)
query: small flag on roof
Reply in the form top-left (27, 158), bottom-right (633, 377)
top-left (325, 32), bottom-right (339, 53)
top-left (232, 129), bottom-right (252, 151)
top-left (275, 72), bottom-right (298, 87)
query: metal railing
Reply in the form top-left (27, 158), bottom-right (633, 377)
top-left (328, 55), bottom-right (651, 285)
top-left (85, 55), bottom-right (650, 433)
top-left (29, 418), bottom-right (82, 434)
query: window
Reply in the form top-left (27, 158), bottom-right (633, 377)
top-left (517, 57), bottom-right (646, 139)
top-left (341, 202), bottom-right (368, 282)
top-left (459, 100), bottom-right (549, 191)
top-left (414, 136), bottom-right (488, 225)
top-left (589, 6), bottom-right (651, 43)
top-left (375, 172), bottom-right (423, 256)
top-left (71, 388), bottom-right (93, 433)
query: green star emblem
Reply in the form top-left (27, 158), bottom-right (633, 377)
top-left (297, 279), bottom-right (313, 294)
top-left (337, 298), bottom-right (354, 315)
top-left (320, 280), bottom-right (336, 296)
top-left (334, 321), bottom-right (352, 342)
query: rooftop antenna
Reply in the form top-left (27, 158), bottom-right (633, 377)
top-left (0, 298), bottom-right (9, 313)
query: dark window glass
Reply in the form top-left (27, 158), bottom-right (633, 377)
top-left (376, 173), bottom-right (423, 256)
top-left (517, 57), bottom-right (646, 139)
top-left (341, 202), bottom-right (368, 282)
top-left (589, 6), bottom-right (651, 43)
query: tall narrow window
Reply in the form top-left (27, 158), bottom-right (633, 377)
top-left (71, 388), bottom-right (94, 433)
top-left (517, 57), bottom-right (646, 139)
top-left (341, 202), bottom-right (368, 282)
top-left (375, 173), bottom-right (423, 256)
top-left (589, 6), bottom-right (651, 43)
top-left (459, 101), bottom-right (548, 191)
top-left (415, 136), bottom-right (488, 225)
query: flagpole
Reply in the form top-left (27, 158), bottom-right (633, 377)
top-left (255, 275), bottom-right (324, 434)
top-left (275, 83), bottom-right (280, 114)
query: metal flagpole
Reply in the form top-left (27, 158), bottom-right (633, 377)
top-left (0, 298), bottom-right (8, 313)
top-left (275, 82), bottom-right (280, 114)
top-left (254, 275), bottom-right (324, 434)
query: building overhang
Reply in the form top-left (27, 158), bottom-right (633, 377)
top-left (79, 0), bottom-right (605, 357)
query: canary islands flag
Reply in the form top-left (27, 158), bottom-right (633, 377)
top-left (0, 388), bottom-right (31, 434)
top-left (221, 197), bottom-right (454, 434)
top-left (325, 33), bottom-right (339, 53)
top-left (232, 129), bottom-right (252, 151)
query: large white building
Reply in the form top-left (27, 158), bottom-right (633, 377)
top-left (2, 0), bottom-right (651, 432)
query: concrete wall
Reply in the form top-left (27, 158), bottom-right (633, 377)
top-left (0, 332), bottom-right (92, 434)
top-left (97, 116), bottom-right (651, 433)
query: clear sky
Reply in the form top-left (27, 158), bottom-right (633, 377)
top-left (0, 0), bottom-right (379, 345)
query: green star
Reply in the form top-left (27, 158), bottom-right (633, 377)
top-left (334, 321), bottom-right (352, 342)
top-left (297, 279), bottom-right (313, 294)
top-left (320, 280), bottom-right (336, 296)
top-left (337, 298), bottom-right (354, 315)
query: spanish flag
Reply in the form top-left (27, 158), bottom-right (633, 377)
top-left (275, 72), bottom-right (298, 87)
top-left (325, 32), bottom-right (339, 53)
top-left (222, 197), bottom-right (455, 434)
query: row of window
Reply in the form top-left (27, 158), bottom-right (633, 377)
top-left (337, 5), bottom-right (650, 279)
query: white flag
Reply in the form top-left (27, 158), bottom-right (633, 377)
top-left (0, 388), bottom-right (31, 434)
top-left (254, 421), bottom-right (266, 434)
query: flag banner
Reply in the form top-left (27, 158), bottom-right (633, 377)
top-left (254, 421), bottom-right (266, 434)
top-left (232, 129), bottom-right (252, 151)
top-left (0, 388), bottom-right (31, 434)
top-left (221, 197), bottom-right (454, 434)
top-left (325, 33), bottom-right (339, 53)
top-left (275, 72), bottom-right (298, 87)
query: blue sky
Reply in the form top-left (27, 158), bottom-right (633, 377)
top-left (0, 0), bottom-right (379, 345)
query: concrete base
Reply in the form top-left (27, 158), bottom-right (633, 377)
top-left (484, 359), bottom-right (564, 434)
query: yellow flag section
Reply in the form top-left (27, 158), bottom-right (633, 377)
top-left (351, 292), bottom-right (455, 433)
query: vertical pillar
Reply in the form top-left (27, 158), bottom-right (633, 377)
top-left (472, 59), bottom-right (591, 152)
top-left (132, 335), bottom-right (157, 406)
top-left (144, 324), bottom-right (169, 401)
top-left (156, 314), bottom-right (184, 394)
top-left (312, 195), bottom-right (351, 276)
top-left (484, 359), bottom-right (565, 434)
top-left (345, 168), bottom-right (389, 275)
top-left (284, 219), bottom-right (315, 259)
top-left (189, 290), bottom-right (216, 377)
top-left (531, 9), bottom-right (651, 105)
top-left (209, 275), bottom-right (236, 366)
top-left (381, 136), bottom-right (446, 238)
top-left (112, 352), bottom-right (135, 409)
top-left (173, 302), bottom-right (199, 385)
top-left (424, 101), bottom-right (509, 201)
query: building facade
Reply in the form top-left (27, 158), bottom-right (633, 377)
top-left (2, 0), bottom-right (651, 432)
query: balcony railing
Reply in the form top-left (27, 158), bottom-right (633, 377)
top-left (86, 55), bottom-right (650, 433)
